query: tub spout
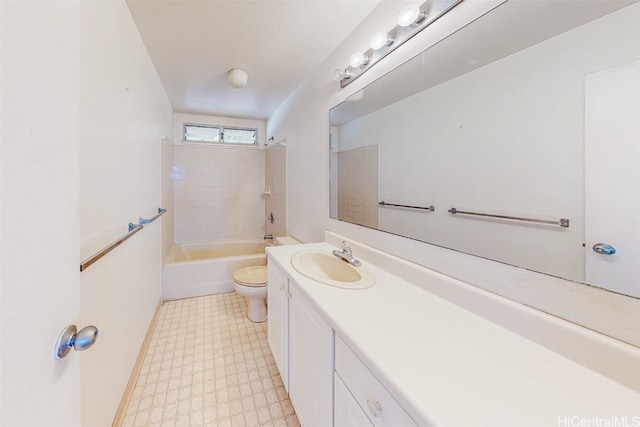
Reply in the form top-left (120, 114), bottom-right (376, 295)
top-left (263, 234), bottom-right (274, 240)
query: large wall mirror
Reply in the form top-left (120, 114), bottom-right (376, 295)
top-left (330, 0), bottom-right (640, 298)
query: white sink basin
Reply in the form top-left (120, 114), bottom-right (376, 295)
top-left (290, 250), bottom-right (375, 289)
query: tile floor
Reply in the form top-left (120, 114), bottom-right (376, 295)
top-left (121, 292), bottom-right (300, 427)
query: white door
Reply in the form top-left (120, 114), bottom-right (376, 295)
top-left (1, 1), bottom-right (83, 425)
top-left (585, 59), bottom-right (640, 297)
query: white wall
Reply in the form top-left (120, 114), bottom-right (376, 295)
top-left (171, 113), bottom-right (266, 243)
top-left (268, 0), bottom-right (640, 347)
top-left (0, 4), bottom-right (3, 421)
top-left (77, 2), bottom-right (172, 426)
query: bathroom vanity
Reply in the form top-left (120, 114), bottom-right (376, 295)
top-left (266, 232), bottom-right (640, 426)
top-left (267, 253), bottom-right (334, 426)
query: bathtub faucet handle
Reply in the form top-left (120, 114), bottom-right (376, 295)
top-left (263, 234), bottom-right (274, 240)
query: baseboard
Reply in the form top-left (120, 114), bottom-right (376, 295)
top-left (111, 300), bottom-right (163, 427)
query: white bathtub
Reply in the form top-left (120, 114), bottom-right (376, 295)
top-left (163, 238), bottom-right (268, 301)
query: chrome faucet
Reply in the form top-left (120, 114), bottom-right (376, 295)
top-left (333, 241), bottom-right (362, 267)
top-left (263, 234), bottom-right (274, 240)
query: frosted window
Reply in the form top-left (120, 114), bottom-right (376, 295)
top-left (184, 125), bottom-right (257, 145)
top-left (223, 128), bottom-right (257, 145)
top-left (184, 125), bottom-right (221, 143)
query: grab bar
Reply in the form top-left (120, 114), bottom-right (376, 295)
top-left (447, 207), bottom-right (570, 228)
top-left (80, 208), bottom-right (168, 272)
top-left (378, 201), bottom-right (435, 212)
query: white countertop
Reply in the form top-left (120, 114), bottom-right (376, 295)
top-left (267, 240), bottom-right (640, 426)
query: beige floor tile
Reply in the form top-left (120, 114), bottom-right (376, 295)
top-left (120, 292), bottom-right (300, 426)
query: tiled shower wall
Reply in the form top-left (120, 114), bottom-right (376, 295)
top-left (337, 145), bottom-right (379, 228)
top-left (265, 145), bottom-right (286, 238)
top-left (161, 138), bottom-right (175, 260)
top-left (173, 145), bottom-right (265, 242)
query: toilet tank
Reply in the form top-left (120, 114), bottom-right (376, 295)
top-left (275, 236), bottom-right (301, 246)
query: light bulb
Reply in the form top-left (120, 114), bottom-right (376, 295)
top-left (397, 4), bottom-right (424, 27)
top-left (370, 32), bottom-right (393, 50)
top-left (334, 68), bottom-right (352, 81)
top-left (349, 52), bottom-right (369, 68)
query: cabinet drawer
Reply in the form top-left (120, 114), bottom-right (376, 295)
top-left (335, 336), bottom-right (419, 427)
top-left (335, 373), bottom-right (374, 427)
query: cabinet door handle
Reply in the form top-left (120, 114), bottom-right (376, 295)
top-left (367, 399), bottom-right (382, 417)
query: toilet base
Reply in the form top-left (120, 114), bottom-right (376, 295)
top-left (246, 297), bottom-right (267, 323)
top-left (233, 281), bottom-right (268, 323)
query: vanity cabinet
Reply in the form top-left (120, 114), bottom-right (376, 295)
top-left (335, 374), bottom-right (374, 427)
top-left (289, 282), bottom-right (334, 427)
top-left (267, 261), bottom-right (289, 390)
top-left (334, 336), bottom-right (419, 427)
top-left (267, 257), bottom-right (334, 426)
top-left (267, 240), bottom-right (640, 426)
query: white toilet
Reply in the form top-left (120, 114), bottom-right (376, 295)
top-left (233, 236), bottom-right (300, 322)
top-left (233, 265), bottom-right (269, 322)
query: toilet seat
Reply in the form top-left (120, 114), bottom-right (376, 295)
top-left (233, 266), bottom-right (267, 287)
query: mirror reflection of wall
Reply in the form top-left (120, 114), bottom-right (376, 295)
top-left (336, 145), bottom-right (379, 229)
top-left (330, 0), bottom-right (640, 296)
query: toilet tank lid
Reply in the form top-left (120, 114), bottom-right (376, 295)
top-left (275, 236), bottom-right (301, 245)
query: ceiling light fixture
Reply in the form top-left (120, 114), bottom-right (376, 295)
top-left (228, 68), bottom-right (248, 89)
top-left (335, 0), bottom-right (463, 89)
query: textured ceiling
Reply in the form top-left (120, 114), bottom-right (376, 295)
top-left (127, 0), bottom-right (380, 119)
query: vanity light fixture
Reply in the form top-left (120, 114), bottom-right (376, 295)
top-left (397, 4), bottom-right (427, 27)
top-left (334, 68), bottom-right (353, 81)
top-left (349, 52), bottom-right (370, 68)
top-left (336, 0), bottom-right (463, 88)
top-left (370, 32), bottom-right (394, 50)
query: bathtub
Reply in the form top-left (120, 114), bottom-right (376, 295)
top-left (163, 238), bottom-right (269, 301)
